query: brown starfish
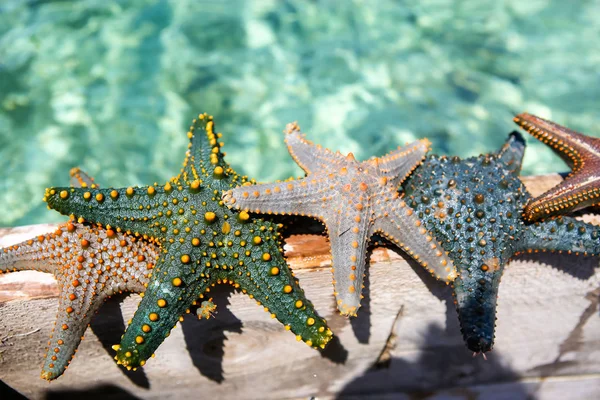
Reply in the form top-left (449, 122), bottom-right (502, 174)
top-left (513, 113), bottom-right (600, 221)
top-left (223, 122), bottom-right (457, 316)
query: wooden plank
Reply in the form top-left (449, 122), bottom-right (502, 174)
top-left (0, 174), bottom-right (599, 399)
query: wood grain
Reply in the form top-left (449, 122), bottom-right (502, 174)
top-left (0, 174), bottom-right (599, 400)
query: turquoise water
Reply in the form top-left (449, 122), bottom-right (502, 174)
top-left (1, 0), bottom-right (599, 227)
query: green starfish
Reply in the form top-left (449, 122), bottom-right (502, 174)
top-left (44, 113), bottom-right (332, 368)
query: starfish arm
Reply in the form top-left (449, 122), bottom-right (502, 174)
top-left (520, 216), bottom-right (600, 255)
top-left (0, 230), bottom-right (62, 274)
top-left (373, 139), bottom-right (430, 188)
top-left (496, 131), bottom-right (526, 176)
top-left (44, 186), bottom-right (164, 239)
top-left (323, 212), bottom-right (372, 317)
top-left (41, 282), bottom-right (108, 380)
top-left (69, 167), bottom-right (99, 189)
top-left (523, 173), bottom-right (600, 221)
top-left (452, 268), bottom-right (502, 354)
top-left (514, 113), bottom-right (600, 169)
top-left (373, 199), bottom-right (457, 282)
top-left (230, 235), bottom-right (332, 347)
top-left (115, 249), bottom-right (206, 368)
top-left (284, 122), bottom-right (348, 174)
top-left (178, 114), bottom-right (252, 191)
top-left (43, 258), bottom-right (150, 381)
top-left (514, 113), bottom-right (600, 220)
top-left (223, 176), bottom-right (332, 219)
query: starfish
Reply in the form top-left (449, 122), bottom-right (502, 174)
top-left (0, 221), bottom-right (156, 380)
top-left (196, 298), bottom-right (218, 320)
top-left (69, 166), bottom-right (99, 189)
top-left (401, 131), bottom-right (600, 353)
top-left (513, 112), bottom-right (600, 221)
top-left (44, 114), bottom-right (332, 368)
top-left (223, 122), bottom-right (457, 316)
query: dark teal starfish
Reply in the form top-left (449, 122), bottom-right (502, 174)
top-left (402, 132), bottom-right (600, 354)
top-left (44, 113), bottom-right (332, 368)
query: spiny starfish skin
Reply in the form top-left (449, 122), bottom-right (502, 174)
top-left (44, 114), bottom-right (332, 368)
top-left (402, 132), bottom-right (600, 353)
top-left (0, 222), bottom-right (156, 380)
top-left (223, 122), bottom-right (457, 316)
top-left (514, 113), bottom-right (600, 221)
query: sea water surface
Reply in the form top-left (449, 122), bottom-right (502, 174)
top-left (1, 0), bottom-right (599, 226)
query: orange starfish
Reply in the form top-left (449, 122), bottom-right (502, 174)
top-left (0, 222), bottom-right (157, 380)
top-left (0, 169), bottom-right (157, 380)
top-left (514, 112), bottom-right (600, 221)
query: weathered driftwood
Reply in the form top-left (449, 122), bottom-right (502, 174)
top-left (0, 174), bottom-right (599, 400)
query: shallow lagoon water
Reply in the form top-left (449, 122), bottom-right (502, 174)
top-left (0, 0), bottom-right (599, 226)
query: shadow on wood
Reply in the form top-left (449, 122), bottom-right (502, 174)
top-left (0, 380), bottom-right (28, 400)
top-left (337, 323), bottom-right (529, 399)
top-left (45, 384), bottom-right (141, 400)
top-left (89, 295), bottom-right (150, 389)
